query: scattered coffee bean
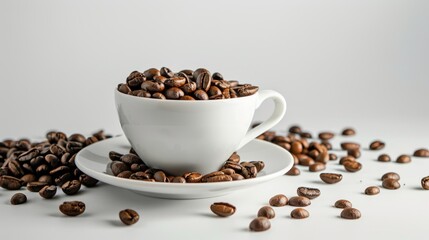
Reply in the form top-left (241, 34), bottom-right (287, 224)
top-left (288, 196), bottom-right (311, 207)
top-left (344, 161), bottom-right (362, 172)
top-left (414, 148), bottom-right (429, 157)
top-left (340, 208), bottom-right (361, 219)
top-left (61, 180), bottom-right (81, 195)
top-left (320, 173), bottom-right (343, 184)
top-left (10, 193), bottom-right (27, 205)
top-left (297, 187), bottom-right (321, 199)
top-left (290, 208), bottom-right (309, 219)
top-left (396, 155), bottom-right (411, 164)
top-left (210, 202), bottom-right (236, 217)
top-left (269, 194), bottom-right (288, 207)
top-left (334, 199), bottom-right (352, 208)
top-left (309, 162), bottom-right (326, 172)
top-left (285, 167), bottom-right (300, 176)
top-left (382, 178), bottom-right (401, 190)
top-left (257, 206), bottom-right (275, 219)
top-left (119, 209), bottom-right (140, 225)
top-left (347, 149), bottom-right (361, 159)
top-left (59, 201), bottom-right (85, 216)
top-left (342, 128), bottom-right (356, 136)
top-left (365, 186), bottom-right (380, 195)
top-left (289, 125), bottom-right (302, 134)
top-left (421, 176), bottom-right (429, 190)
top-left (339, 156), bottom-right (356, 165)
top-left (249, 217), bottom-right (271, 232)
top-left (300, 132), bottom-right (312, 138)
top-left (315, 151), bottom-right (329, 163)
top-left (27, 181), bottom-right (48, 192)
top-left (0, 175), bottom-right (23, 190)
top-left (369, 140), bottom-right (385, 150)
top-left (318, 132), bottom-right (334, 140)
top-left (340, 142), bottom-right (360, 150)
top-left (39, 185), bottom-right (57, 199)
top-left (79, 174), bottom-right (99, 187)
top-left (377, 154), bottom-right (391, 162)
top-left (329, 153), bottom-right (338, 161)
top-left (381, 172), bottom-right (400, 181)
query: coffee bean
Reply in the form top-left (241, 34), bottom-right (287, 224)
top-left (180, 95), bottom-right (195, 100)
top-left (193, 68), bottom-right (210, 80)
top-left (285, 167), bottom-right (300, 176)
top-left (377, 154), bottom-right (391, 162)
top-left (183, 172), bottom-right (202, 183)
top-left (315, 151), bottom-right (329, 163)
top-left (421, 176), bottom-right (429, 190)
top-left (196, 72), bottom-right (212, 92)
top-left (250, 161), bottom-right (265, 172)
top-left (179, 69), bottom-right (193, 77)
top-left (342, 128), bottom-right (356, 136)
top-left (236, 85), bottom-right (259, 97)
top-left (257, 206), bottom-right (275, 219)
top-left (49, 166), bottom-right (70, 177)
top-left (59, 201), bottom-right (85, 216)
top-left (309, 162), bottom-right (326, 172)
top-left (17, 148), bottom-right (40, 162)
top-left (193, 89), bottom-right (209, 100)
top-left (141, 80), bottom-right (165, 92)
top-left (206, 174), bottom-right (232, 182)
top-left (54, 173), bottom-right (72, 186)
top-left (39, 185), bottom-right (57, 199)
top-left (230, 174), bottom-right (244, 181)
top-left (0, 176), bottom-right (23, 190)
top-left (347, 149), bottom-right (361, 159)
top-left (27, 181), bottom-right (48, 192)
top-left (180, 82), bottom-right (197, 95)
top-left (269, 194), bottom-right (288, 207)
top-left (120, 154), bottom-right (143, 165)
top-left (210, 202), bottom-right (236, 217)
top-left (79, 174), bottom-right (99, 187)
top-left (340, 142), bottom-right (360, 150)
top-left (38, 175), bottom-right (54, 185)
top-left (171, 176), bottom-right (186, 183)
top-left (160, 67), bottom-right (174, 78)
top-left (10, 193), bottom-right (27, 205)
top-left (300, 132), bottom-right (312, 138)
top-left (365, 186), bottom-right (380, 195)
top-left (116, 171), bottom-right (132, 178)
top-left (290, 141), bottom-right (303, 154)
top-left (8, 159), bottom-right (24, 177)
top-left (119, 209), bottom-right (140, 225)
top-left (298, 155), bottom-right (314, 166)
top-left (201, 171), bottom-right (224, 182)
top-left (414, 148), bottom-right (429, 157)
top-left (329, 153), bottom-right (338, 161)
top-left (344, 161), bottom-right (362, 172)
top-left (341, 208), bottom-right (361, 220)
top-left (381, 172), bottom-right (400, 181)
top-left (212, 72), bottom-right (224, 80)
top-left (288, 196), bottom-right (311, 207)
top-left (339, 156), bottom-right (356, 165)
top-left (334, 199), bottom-right (352, 209)
top-left (289, 125), bottom-right (302, 134)
top-left (369, 140), bottom-right (385, 150)
top-left (61, 180), bottom-right (81, 195)
top-left (20, 174), bottom-right (36, 185)
top-left (152, 92), bottom-right (166, 99)
top-left (321, 140), bottom-right (332, 150)
top-left (220, 168), bottom-right (235, 175)
top-left (290, 208), bottom-right (309, 219)
top-left (396, 154), bottom-right (411, 163)
top-left (249, 217), bottom-right (271, 232)
top-left (111, 161), bottom-right (129, 176)
top-left (143, 68), bottom-right (160, 79)
top-left (297, 187), bottom-right (321, 199)
top-left (382, 178), bottom-right (400, 190)
top-left (240, 162), bottom-right (258, 179)
top-left (320, 173), bottom-right (342, 184)
top-left (318, 132), bottom-right (334, 140)
top-left (164, 77), bottom-right (187, 88)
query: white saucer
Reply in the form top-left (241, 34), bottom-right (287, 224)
top-left (75, 136), bottom-right (293, 199)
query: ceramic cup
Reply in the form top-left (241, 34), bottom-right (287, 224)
top-left (115, 89), bottom-right (286, 175)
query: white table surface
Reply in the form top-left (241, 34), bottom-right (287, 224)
top-left (1, 122), bottom-right (428, 240)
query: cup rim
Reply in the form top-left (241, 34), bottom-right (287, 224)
top-left (114, 88), bottom-right (257, 103)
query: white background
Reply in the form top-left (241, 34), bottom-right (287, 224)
top-left (1, 1), bottom-right (429, 239)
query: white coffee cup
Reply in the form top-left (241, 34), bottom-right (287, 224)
top-left (115, 89), bottom-right (286, 175)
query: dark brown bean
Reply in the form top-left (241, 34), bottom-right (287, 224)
top-left (111, 161), bottom-right (129, 176)
top-left (421, 176), bottom-right (429, 190)
top-left (171, 176), bottom-right (186, 183)
top-left (341, 208), bottom-right (361, 219)
top-left (183, 172), bottom-right (202, 183)
top-left (329, 153), bottom-right (338, 161)
top-left (334, 199), bottom-right (352, 209)
top-left (39, 185), bottom-right (57, 199)
top-left (210, 202), bottom-right (236, 217)
top-left (297, 187), bottom-right (321, 199)
top-left (269, 194), bottom-right (288, 207)
top-left (119, 209), bottom-right (140, 225)
top-left (377, 154), bottom-right (391, 162)
top-left (396, 155), bottom-right (411, 163)
top-left (180, 95), bottom-right (195, 100)
top-left (27, 181), bottom-right (48, 192)
top-left (180, 82), bottom-right (197, 95)
top-left (290, 208), bottom-right (309, 219)
top-left (250, 161), bottom-right (265, 172)
top-left (193, 89), bottom-right (209, 100)
top-left (257, 206), bottom-right (275, 219)
top-left (369, 140), bottom-right (385, 150)
top-left (212, 72), bottom-right (224, 80)
top-left (160, 67), bottom-right (174, 78)
top-left (206, 175), bottom-right (232, 182)
top-left (152, 92), bottom-right (166, 99)
top-left (309, 162), bottom-right (326, 172)
top-left (340, 142), bottom-right (360, 150)
top-left (318, 132), bottom-right (334, 140)
top-left (230, 174), bottom-right (244, 181)
top-left (339, 156), bottom-right (356, 165)
top-left (344, 161), bottom-right (362, 172)
top-left (10, 193), bottom-right (27, 205)
top-left (59, 201), bottom-right (85, 216)
top-left (285, 167), bottom-right (300, 176)
top-left (164, 77), bottom-right (186, 87)
top-left (290, 141), bottom-right (303, 154)
top-left (249, 217), bottom-right (271, 232)
top-left (120, 154), bottom-right (142, 165)
top-left (79, 174), bottom-right (99, 187)
top-left (382, 178), bottom-right (401, 190)
top-left (141, 80), bottom-right (165, 92)
top-left (414, 148), bottom-right (429, 157)
top-left (320, 173), bottom-right (343, 184)
top-left (196, 72), bottom-right (212, 92)
top-left (61, 180), bottom-right (81, 195)
top-left (118, 83), bottom-right (131, 94)
top-left (315, 151), bottom-right (329, 163)
top-left (143, 68), bottom-right (160, 79)
top-left (289, 125), bottom-right (302, 134)
top-left (288, 196), bottom-right (311, 207)
top-left (342, 128), bottom-right (356, 136)
top-left (365, 186), bottom-right (380, 195)
top-left (300, 132), bottom-right (312, 138)
top-left (347, 149), bottom-right (361, 159)
top-left (381, 172), bottom-right (400, 181)
top-left (236, 85), bottom-right (259, 97)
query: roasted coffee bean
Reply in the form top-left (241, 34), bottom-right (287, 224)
top-left (381, 172), bottom-right (400, 181)
top-left (228, 152), bottom-right (240, 163)
top-left (369, 140), bottom-right (385, 150)
top-left (21, 174), bottom-right (36, 185)
top-left (68, 133), bottom-right (87, 144)
top-left (297, 187), bottom-right (321, 199)
top-left (49, 145), bottom-right (65, 157)
top-left (206, 175), bottom-right (232, 182)
top-left (192, 68), bottom-right (210, 80)
top-left (54, 173), bottom-right (72, 186)
top-left (39, 185), bottom-right (57, 199)
top-left (194, 89), bottom-right (209, 100)
top-left (109, 151), bottom-right (123, 161)
top-left (341, 208), bottom-right (361, 220)
top-left (116, 171), bottom-right (132, 178)
top-left (396, 154), bottom-right (411, 163)
top-left (298, 155), bottom-right (314, 166)
top-left (8, 159), bottom-right (24, 177)
top-left (289, 125), bottom-right (302, 134)
top-left (339, 156), bottom-right (356, 165)
top-left (195, 71), bottom-right (212, 92)
top-left (269, 194), bottom-right (288, 207)
top-left (249, 161), bottom-right (265, 172)
top-left (133, 90), bottom-right (151, 98)
top-left (318, 132), bottom-right (334, 140)
top-left (377, 154), bottom-right (391, 162)
top-left (236, 85), bottom-right (259, 97)
top-left (421, 176), bottom-right (429, 190)
top-left (240, 162), bottom-right (258, 179)
top-left (61, 180), bottom-right (81, 195)
top-left (153, 171), bottom-right (168, 182)
top-left (300, 132), bottom-right (312, 138)
top-left (171, 176), bottom-right (186, 183)
top-left (290, 141), bottom-right (303, 154)
top-left (335, 199), bottom-right (352, 208)
top-left (210, 202), bottom-right (236, 217)
top-left (344, 161), bottom-right (362, 172)
top-left (290, 208), bottom-right (309, 219)
top-left (249, 217), bottom-right (271, 232)
top-left (414, 148), bottom-right (429, 157)
top-left (160, 67), bottom-right (174, 78)
top-left (365, 186), bottom-right (380, 195)
top-left (342, 128), bottom-right (356, 136)
top-left (165, 87), bottom-right (185, 99)
top-left (27, 181), bottom-right (48, 192)
top-left (207, 86), bottom-right (222, 97)
top-left (180, 95), bottom-right (195, 100)
top-left (120, 154), bottom-right (142, 165)
top-left (212, 72), bottom-right (224, 80)
top-left (315, 151), bottom-right (329, 163)
top-left (11, 193), bottom-right (27, 205)
top-left (59, 201), bottom-right (85, 216)
top-left (141, 80), bottom-right (165, 92)
top-left (66, 141), bottom-right (83, 153)
top-left (143, 68), bottom-right (160, 79)
top-left (38, 175), bottom-right (54, 185)
top-left (181, 82), bottom-right (197, 95)
top-left (309, 162), bottom-right (326, 172)
top-left (164, 77), bottom-right (186, 88)
top-left (130, 163), bottom-right (147, 172)
top-left (35, 164), bottom-right (50, 175)
top-left (0, 176), bottom-right (23, 190)
top-left (230, 174), bottom-right (244, 180)
top-left (79, 174), bottom-right (98, 187)
top-left (111, 161), bottom-right (129, 176)
top-left (321, 140), bottom-right (332, 150)
top-left (288, 196), bottom-right (311, 207)
top-left (329, 153), bottom-right (338, 161)
top-left (49, 166), bottom-right (70, 177)
top-left (45, 154), bottom-right (60, 167)
top-left (257, 206), bottom-right (275, 219)
top-left (85, 136), bottom-right (99, 145)
top-left (340, 142), bottom-right (360, 150)
top-left (347, 149), bottom-right (361, 159)
top-left (152, 92), bottom-right (166, 99)
top-left (201, 171), bottom-right (224, 182)
top-left (183, 172), bottom-right (202, 183)
top-left (285, 167), bottom-right (300, 176)
top-left (17, 148), bottom-right (39, 162)
top-left (220, 168), bottom-right (235, 175)
top-left (180, 69), bottom-right (194, 76)
top-left (382, 178), bottom-right (400, 190)
top-left (119, 209), bottom-right (140, 225)
top-left (320, 173), bottom-right (342, 184)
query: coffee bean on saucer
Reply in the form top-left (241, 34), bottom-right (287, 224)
top-left (396, 155), bottom-right (411, 164)
top-left (297, 187), bottom-right (320, 199)
top-left (59, 201), bottom-right (85, 216)
top-left (334, 199), bottom-right (352, 209)
top-left (377, 154), bottom-right (391, 162)
top-left (119, 209), bottom-right (140, 225)
top-left (290, 208), bottom-right (309, 219)
top-left (288, 196), bottom-right (311, 207)
top-left (369, 140), bottom-right (385, 150)
top-left (269, 194), bottom-right (288, 207)
top-left (341, 208), bottom-right (361, 220)
top-left (210, 202), bottom-right (236, 217)
top-left (320, 173), bottom-right (342, 184)
top-left (249, 217), bottom-right (271, 232)
top-left (365, 186), bottom-right (380, 195)
top-left (414, 148), bottom-right (429, 157)
top-left (10, 193), bottom-right (27, 205)
top-left (39, 185), bottom-right (57, 199)
top-left (342, 128), bottom-right (356, 136)
top-left (257, 206), bottom-right (275, 219)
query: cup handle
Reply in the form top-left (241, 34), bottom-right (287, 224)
top-left (236, 90), bottom-right (287, 150)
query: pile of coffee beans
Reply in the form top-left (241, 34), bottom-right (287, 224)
top-left (0, 130), bottom-right (109, 198)
top-left (118, 67), bottom-right (259, 100)
top-left (108, 151), bottom-right (265, 183)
